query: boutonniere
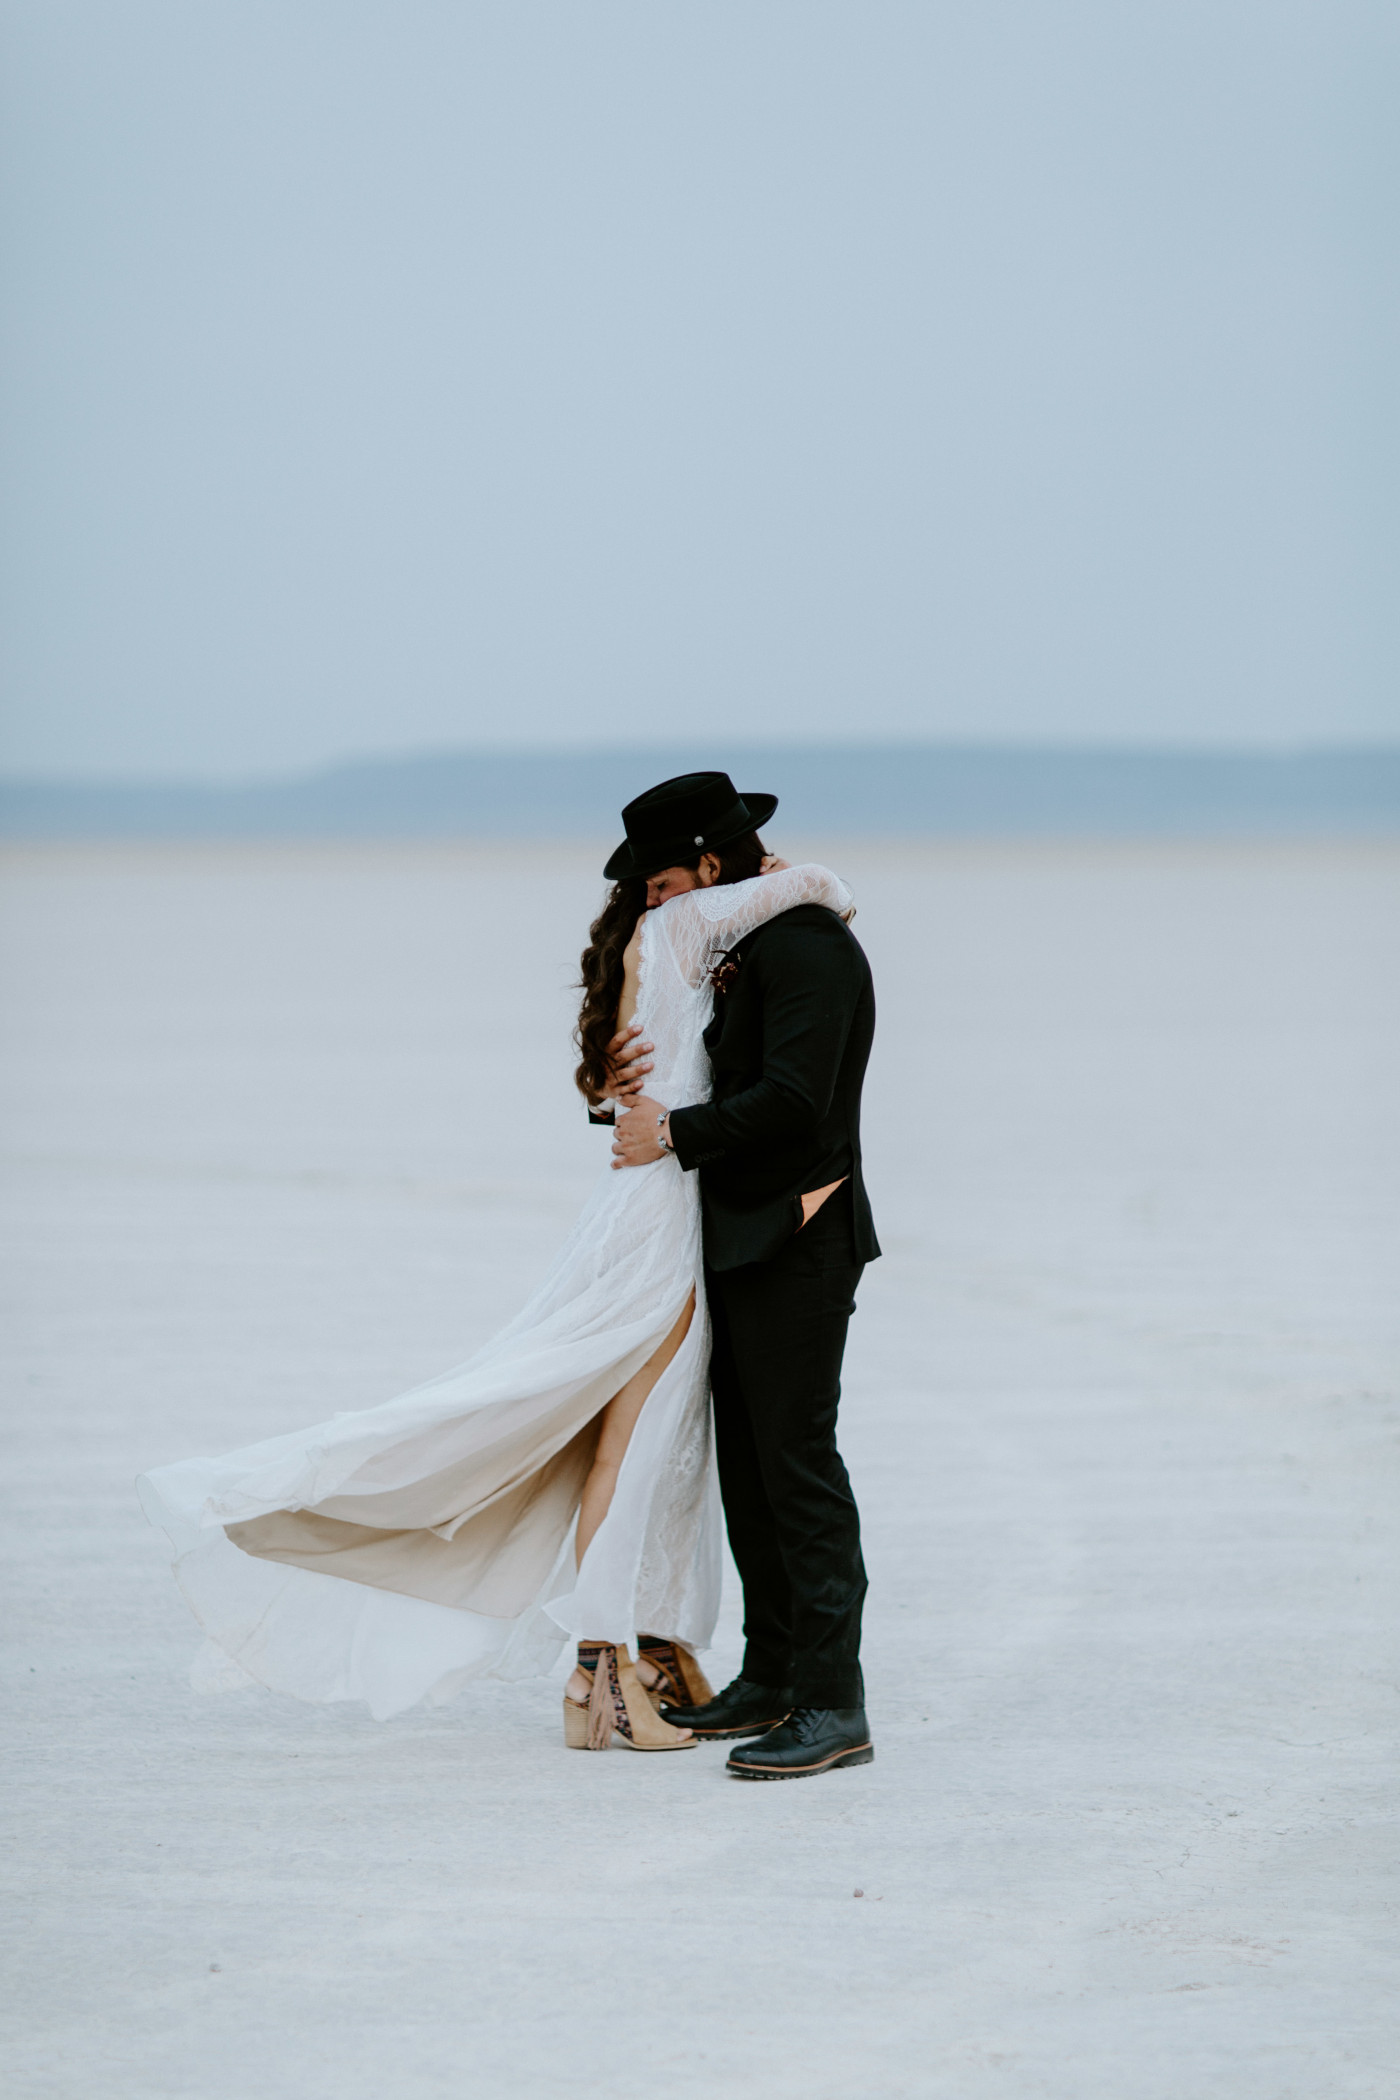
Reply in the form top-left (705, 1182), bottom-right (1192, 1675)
top-left (707, 947), bottom-right (742, 998)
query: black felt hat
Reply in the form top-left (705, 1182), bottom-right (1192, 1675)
top-left (604, 771), bottom-right (779, 881)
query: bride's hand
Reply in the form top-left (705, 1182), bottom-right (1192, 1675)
top-left (760, 854), bottom-right (790, 874)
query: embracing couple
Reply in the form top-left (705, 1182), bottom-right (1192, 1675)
top-left (139, 772), bottom-right (880, 1782)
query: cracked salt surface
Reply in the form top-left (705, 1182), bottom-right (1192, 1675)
top-left (2, 839), bottom-right (1398, 2099)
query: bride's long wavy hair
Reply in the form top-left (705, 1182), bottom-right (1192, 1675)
top-left (573, 832), bottom-right (768, 1104)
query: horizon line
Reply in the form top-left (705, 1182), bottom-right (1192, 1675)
top-left (5, 735), bottom-right (1400, 792)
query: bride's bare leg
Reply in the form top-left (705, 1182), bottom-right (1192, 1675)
top-left (576, 1289), bottom-right (696, 1569)
top-left (566, 1290), bottom-right (695, 1704)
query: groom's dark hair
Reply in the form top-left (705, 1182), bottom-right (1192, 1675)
top-left (683, 831), bottom-right (767, 885)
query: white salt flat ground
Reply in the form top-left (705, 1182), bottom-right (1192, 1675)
top-left (2, 838), bottom-right (1398, 2100)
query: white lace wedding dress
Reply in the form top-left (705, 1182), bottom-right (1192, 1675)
top-left (138, 863), bottom-right (853, 1719)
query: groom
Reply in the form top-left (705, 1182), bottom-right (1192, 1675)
top-left (604, 771), bottom-right (879, 1780)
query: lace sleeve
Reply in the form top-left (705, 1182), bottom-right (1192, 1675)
top-left (655, 864), bottom-right (855, 989)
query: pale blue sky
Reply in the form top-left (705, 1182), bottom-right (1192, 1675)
top-left (1, 1), bottom-right (1396, 779)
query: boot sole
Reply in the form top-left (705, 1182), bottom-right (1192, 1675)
top-left (727, 1742), bottom-right (874, 1780)
top-left (668, 1717), bottom-right (790, 1741)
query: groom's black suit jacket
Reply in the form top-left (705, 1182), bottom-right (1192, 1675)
top-left (667, 903), bottom-right (881, 1274)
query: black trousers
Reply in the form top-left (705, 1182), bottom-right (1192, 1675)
top-left (705, 1184), bottom-right (867, 1709)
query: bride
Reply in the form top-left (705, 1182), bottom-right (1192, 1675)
top-left (138, 775), bottom-right (852, 1751)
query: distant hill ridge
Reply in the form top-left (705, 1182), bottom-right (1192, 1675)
top-left (2, 745), bottom-right (1398, 839)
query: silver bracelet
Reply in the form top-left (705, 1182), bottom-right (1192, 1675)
top-left (656, 1111), bottom-right (674, 1154)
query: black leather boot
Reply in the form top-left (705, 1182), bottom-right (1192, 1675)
top-left (659, 1674), bottom-right (793, 1739)
top-left (726, 1705), bottom-right (874, 1779)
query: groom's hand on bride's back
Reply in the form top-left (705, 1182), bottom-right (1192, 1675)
top-left (605, 1023), bottom-right (653, 1101)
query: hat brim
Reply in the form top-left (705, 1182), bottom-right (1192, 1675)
top-left (603, 791), bottom-right (779, 882)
